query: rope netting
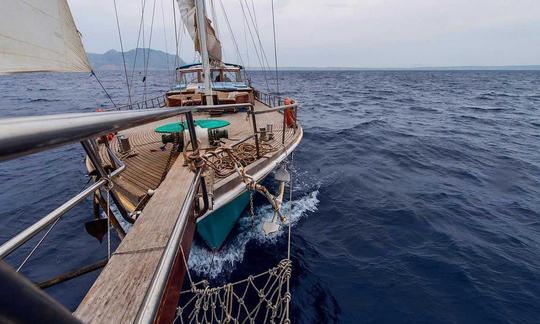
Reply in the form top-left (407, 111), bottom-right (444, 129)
top-left (174, 259), bottom-right (291, 324)
top-left (177, 146), bottom-right (295, 324)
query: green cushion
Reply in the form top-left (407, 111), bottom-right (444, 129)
top-left (154, 119), bottom-right (230, 133)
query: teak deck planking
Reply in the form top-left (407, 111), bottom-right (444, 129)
top-left (75, 100), bottom-right (299, 323)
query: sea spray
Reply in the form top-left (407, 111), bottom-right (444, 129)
top-left (188, 190), bottom-right (320, 279)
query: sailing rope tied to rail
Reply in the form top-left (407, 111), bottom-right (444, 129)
top-left (176, 147), bottom-right (293, 323)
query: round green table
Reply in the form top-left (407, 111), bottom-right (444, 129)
top-left (154, 119), bottom-right (230, 133)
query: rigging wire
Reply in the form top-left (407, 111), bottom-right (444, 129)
top-left (250, 0), bottom-right (258, 28)
top-left (209, 0), bottom-right (221, 41)
top-left (237, 0), bottom-right (271, 92)
top-left (217, 0), bottom-right (246, 68)
top-left (242, 0), bottom-right (272, 70)
top-left (243, 10), bottom-right (250, 69)
top-left (172, 0), bottom-right (179, 76)
top-left (129, 0), bottom-right (148, 101)
top-left (16, 216), bottom-right (62, 273)
top-left (143, 0), bottom-right (158, 101)
top-left (178, 12), bottom-right (186, 66)
top-left (160, 0), bottom-right (172, 84)
top-left (15, 177), bottom-right (92, 273)
top-left (270, 0), bottom-right (280, 95)
top-left (91, 71), bottom-right (117, 107)
top-left (112, 0), bottom-right (133, 106)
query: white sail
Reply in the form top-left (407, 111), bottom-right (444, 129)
top-left (0, 0), bottom-right (91, 73)
top-left (177, 0), bottom-right (222, 63)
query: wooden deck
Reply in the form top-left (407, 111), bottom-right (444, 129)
top-left (74, 156), bottom-right (195, 323)
top-left (99, 101), bottom-right (297, 212)
top-left (75, 100), bottom-right (301, 323)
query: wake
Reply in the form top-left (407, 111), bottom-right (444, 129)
top-left (188, 190), bottom-right (319, 279)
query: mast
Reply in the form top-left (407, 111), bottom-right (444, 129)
top-left (195, 0), bottom-right (214, 105)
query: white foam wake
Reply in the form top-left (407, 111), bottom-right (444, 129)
top-left (187, 190), bottom-right (319, 279)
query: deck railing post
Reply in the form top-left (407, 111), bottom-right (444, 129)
top-left (250, 107), bottom-right (261, 159)
top-left (184, 111), bottom-right (198, 151)
top-left (282, 110), bottom-right (286, 144)
top-left (81, 140), bottom-right (134, 224)
top-left (294, 105), bottom-right (298, 134)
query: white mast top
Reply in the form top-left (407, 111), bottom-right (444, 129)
top-left (0, 0), bottom-right (91, 73)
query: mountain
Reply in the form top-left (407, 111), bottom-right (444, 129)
top-left (87, 48), bottom-right (185, 71)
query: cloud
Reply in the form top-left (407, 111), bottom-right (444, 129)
top-left (69, 0), bottom-right (540, 67)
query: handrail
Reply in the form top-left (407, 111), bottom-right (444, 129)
top-left (252, 102), bottom-right (298, 115)
top-left (0, 103), bottom-right (251, 162)
top-left (103, 94), bottom-right (168, 112)
top-left (135, 168), bottom-right (202, 324)
top-left (0, 148), bottom-right (126, 259)
top-left (253, 90), bottom-right (285, 108)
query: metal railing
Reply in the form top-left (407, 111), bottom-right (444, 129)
top-left (253, 90), bottom-right (285, 108)
top-left (0, 146), bottom-right (125, 259)
top-left (0, 103), bottom-right (252, 321)
top-left (0, 104), bottom-right (252, 162)
top-left (105, 94), bottom-right (168, 111)
top-left (135, 168), bottom-right (202, 323)
top-left (250, 91), bottom-right (300, 157)
top-left (0, 99), bottom-right (295, 322)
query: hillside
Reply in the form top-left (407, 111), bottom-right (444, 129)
top-left (87, 48), bottom-right (185, 71)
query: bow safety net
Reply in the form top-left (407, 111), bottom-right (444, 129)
top-left (175, 150), bottom-right (295, 324)
top-left (174, 259), bottom-right (292, 324)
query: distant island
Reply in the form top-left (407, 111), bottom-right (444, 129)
top-left (87, 50), bottom-right (540, 71)
top-left (87, 48), bottom-right (185, 71)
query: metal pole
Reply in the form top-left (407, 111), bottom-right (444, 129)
top-left (250, 107), bottom-right (261, 158)
top-left (0, 261), bottom-right (81, 323)
top-left (183, 111), bottom-right (210, 217)
top-left (282, 110), bottom-right (286, 145)
top-left (81, 140), bottom-right (133, 224)
top-left (184, 111), bottom-right (198, 151)
top-left (0, 179), bottom-right (105, 259)
top-left (36, 259), bottom-right (108, 289)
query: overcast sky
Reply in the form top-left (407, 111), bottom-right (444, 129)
top-left (70, 0), bottom-right (540, 68)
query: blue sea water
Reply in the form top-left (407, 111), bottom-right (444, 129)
top-left (1, 70), bottom-right (540, 323)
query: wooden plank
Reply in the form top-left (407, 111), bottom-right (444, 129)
top-left (74, 156), bottom-right (195, 323)
top-left (76, 100), bottom-right (302, 323)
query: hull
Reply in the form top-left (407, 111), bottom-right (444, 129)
top-left (195, 126), bottom-right (303, 250)
top-left (196, 191), bottom-right (250, 249)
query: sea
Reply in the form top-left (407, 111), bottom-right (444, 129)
top-left (0, 70), bottom-right (539, 323)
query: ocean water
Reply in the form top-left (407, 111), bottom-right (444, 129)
top-left (1, 70), bottom-right (540, 323)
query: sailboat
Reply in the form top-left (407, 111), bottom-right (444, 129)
top-left (0, 0), bottom-right (301, 322)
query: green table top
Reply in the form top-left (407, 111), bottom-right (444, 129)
top-left (154, 119), bottom-right (230, 133)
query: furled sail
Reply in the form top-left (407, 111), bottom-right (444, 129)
top-left (177, 0), bottom-right (223, 64)
top-left (0, 0), bottom-right (91, 73)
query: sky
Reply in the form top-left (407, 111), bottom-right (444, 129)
top-left (70, 0), bottom-right (540, 68)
